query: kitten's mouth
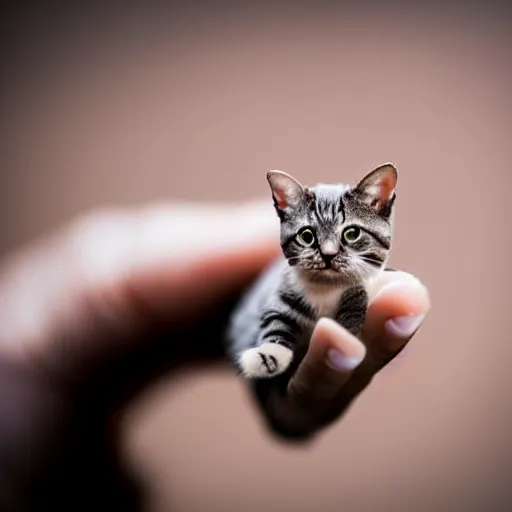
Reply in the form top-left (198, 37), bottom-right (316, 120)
top-left (322, 260), bottom-right (349, 272)
top-left (303, 267), bottom-right (347, 285)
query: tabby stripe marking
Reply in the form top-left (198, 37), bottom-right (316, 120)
top-left (263, 328), bottom-right (296, 345)
top-left (338, 194), bottom-right (346, 221)
top-left (336, 287), bottom-right (368, 336)
top-left (362, 259), bottom-right (383, 268)
top-left (313, 197), bottom-right (323, 225)
top-left (260, 311), bottom-right (301, 333)
top-left (279, 290), bottom-right (316, 319)
top-left (331, 200), bottom-right (337, 220)
top-left (361, 252), bottom-right (385, 267)
top-left (282, 234), bottom-right (296, 250)
top-left (361, 228), bottom-right (391, 250)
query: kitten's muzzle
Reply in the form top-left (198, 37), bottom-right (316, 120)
top-left (317, 260), bottom-right (347, 273)
top-left (320, 246), bottom-right (345, 267)
top-left (321, 253), bottom-right (335, 268)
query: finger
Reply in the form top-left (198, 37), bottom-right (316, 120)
top-left (72, 199), bottom-right (280, 321)
top-left (121, 204), bottom-right (279, 321)
top-left (0, 200), bottom-right (280, 360)
top-left (360, 270), bottom-right (430, 374)
top-left (287, 318), bottom-right (366, 406)
top-left (262, 318), bottom-right (366, 438)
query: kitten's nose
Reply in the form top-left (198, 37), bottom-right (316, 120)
top-left (322, 253), bottom-right (335, 266)
top-left (320, 241), bottom-right (338, 257)
top-left (320, 241), bottom-right (339, 266)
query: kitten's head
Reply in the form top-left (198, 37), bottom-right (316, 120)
top-left (267, 164), bottom-right (397, 285)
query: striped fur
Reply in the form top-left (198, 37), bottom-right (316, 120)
top-left (227, 164), bottom-right (397, 379)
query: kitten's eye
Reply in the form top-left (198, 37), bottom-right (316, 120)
top-left (296, 228), bottom-right (315, 247)
top-left (343, 227), bottom-right (361, 243)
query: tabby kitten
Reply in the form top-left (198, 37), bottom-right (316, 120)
top-left (227, 163), bottom-right (397, 379)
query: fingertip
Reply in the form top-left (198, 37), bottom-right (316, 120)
top-left (368, 269), bottom-right (424, 293)
top-left (311, 318), bottom-right (366, 371)
top-left (369, 271), bottom-right (430, 318)
top-left (363, 271), bottom-right (430, 355)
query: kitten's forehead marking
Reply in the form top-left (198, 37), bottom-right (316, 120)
top-left (310, 183), bottom-right (350, 224)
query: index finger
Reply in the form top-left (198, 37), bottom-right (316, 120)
top-left (287, 318), bottom-right (366, 404)
top-left (261, 318), bottom-right (366, 438)
top-left (359, 270), bottom-right (430, 373)
top-left (71, 199), bottom-right (281, 323)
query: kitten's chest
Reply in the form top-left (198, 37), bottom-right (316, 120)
top-left (303, 286), bottom-right (344, 319)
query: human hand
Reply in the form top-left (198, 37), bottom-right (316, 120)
top-left (0, 200), bottom-right (429, 510)
top-left (0, 200), bottom-right (279, 511)
top-left (252, 269), bottom-right (430, 439)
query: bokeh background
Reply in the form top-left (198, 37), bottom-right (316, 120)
top-left (0, 2), bottom-right (511, 511)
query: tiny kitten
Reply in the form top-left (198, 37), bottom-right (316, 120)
top-left (226, 163), bottom-right (397, 379)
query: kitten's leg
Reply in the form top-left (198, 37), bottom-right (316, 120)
top-left (238, 309), bottom-right (300, 379)
top-left (335, 286), bottom-right (369, 337)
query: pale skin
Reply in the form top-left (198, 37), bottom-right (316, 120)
top-left (0, 200), bottom-right (430, 509)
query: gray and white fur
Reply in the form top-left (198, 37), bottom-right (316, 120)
top-left (226, 164), bottom-right (397, 379)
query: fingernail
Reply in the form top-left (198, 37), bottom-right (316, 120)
top-left (385, 314), bottom-right (425, 339)
top-left (326, 349), bottom-right (364, 372)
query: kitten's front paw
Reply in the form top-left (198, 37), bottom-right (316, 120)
top-left (239, 343), bottom-right (293, 379)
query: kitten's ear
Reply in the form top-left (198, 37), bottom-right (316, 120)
top-left (354, 163), bottom-right (397, 216)
top-left (267, 170), bottom-right (306, 214)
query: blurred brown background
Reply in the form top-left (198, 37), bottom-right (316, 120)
top-left (0, 2), bottom-right (511, 511)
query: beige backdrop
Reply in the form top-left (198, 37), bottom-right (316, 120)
top-left (0, 4), bottom-right (510, 512)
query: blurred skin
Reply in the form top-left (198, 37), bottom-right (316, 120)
top-left (0, 199), bottom-right (429, 510)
